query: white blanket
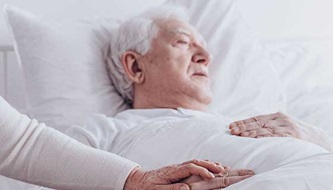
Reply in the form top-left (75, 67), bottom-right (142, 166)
top-left (71, 109), bottom-right (333, 189)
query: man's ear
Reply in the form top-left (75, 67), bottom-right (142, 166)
top-left (121, 51), bottom-right (145, 84)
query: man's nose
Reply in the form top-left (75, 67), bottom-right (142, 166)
top-left (192, 46), bottom-right (211, 66)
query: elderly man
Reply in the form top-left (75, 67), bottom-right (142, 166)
top-left (106, 6), bottom-right (333, 152)
top-left (69, 4), bottom-right (333, 189)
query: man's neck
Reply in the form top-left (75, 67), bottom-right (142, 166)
top-left (132, 91), bottom-right (208, 111)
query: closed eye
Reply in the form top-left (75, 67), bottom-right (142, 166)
top-left (177, 40), bottom-right (189, 45)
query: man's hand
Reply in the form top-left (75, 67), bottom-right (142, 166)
top-left (124, 159), bottom-right (241, 190)
top-left (229, 112), bottom-right (303, 139)
top-left (228, 112), bottom-right (333, 152)
top-left (182, 167), bottom-right (254, 189)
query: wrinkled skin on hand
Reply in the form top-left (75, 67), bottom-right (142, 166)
top-left (229, 112), bottom-right (304, 138)
top-left (182, 166), bottom-right (254, 190)
top-left (124, 159), bottom-right (224, 190)
top-left (229, 112), bottom-right (333, 152)
top-left (124, 159), bottom-right (254, 190)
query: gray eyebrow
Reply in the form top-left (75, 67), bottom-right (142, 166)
top-left (171, 28), bottom-right (208, 47)
top-left (174, 28), bottom-right (192, 37)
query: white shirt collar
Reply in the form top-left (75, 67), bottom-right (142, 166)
top-left (115, 108), bottom-right (213, 123)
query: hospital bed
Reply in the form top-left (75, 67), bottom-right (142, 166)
top-left (1, 0), bottom-right (333, 189)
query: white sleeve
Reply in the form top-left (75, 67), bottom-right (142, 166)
top-left (297, 118), bottom-right (333, 152)
top-left (0, 97), bottom-right (138, 190)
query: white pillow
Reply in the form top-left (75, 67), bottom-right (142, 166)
top-left (167, 0), bottom-right (286, 119)
top-left (4, 5), bottom-right (129, 132)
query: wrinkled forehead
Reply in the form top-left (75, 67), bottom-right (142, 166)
top-left (155, 18), bottom-right (207, 47)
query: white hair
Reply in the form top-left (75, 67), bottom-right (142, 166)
top-left (106, 5), bottom-right (189, 105)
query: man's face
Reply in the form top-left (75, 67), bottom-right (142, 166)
top-left (140, 18), bottom-right (213, 109)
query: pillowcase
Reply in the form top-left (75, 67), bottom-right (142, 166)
top-left (4, 5), bottom-right (129, 132)
top-left (166, 0), bottom-right (286, 119)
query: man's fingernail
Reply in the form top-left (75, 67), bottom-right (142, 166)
top-left (232, 127), bottom-right (239, 132)
top-left (215, 162), bottom-right (222, 165)
top-left (208, 172), bottom-right (215, 178)
top-left (180, 185), bottom-right (189, 190)
top-left (247, 171), bottom-right (255, 175)
top-left (230, 123), bottom-right (237, 128)
top-left (215, 173), bottom-right (223, 177)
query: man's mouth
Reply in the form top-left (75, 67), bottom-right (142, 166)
top-left (193, 71), bottom-right (208, 78)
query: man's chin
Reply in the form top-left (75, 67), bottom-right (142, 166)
top-left (197, 90), bottom-right (213, 106)
top-left (203, 94), bottom-right (213, 105)
top-left (192, 75), bottom-right (211, 85)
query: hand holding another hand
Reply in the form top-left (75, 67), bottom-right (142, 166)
top-left (124, 159), bottom-right (254, 190)
top-left (182, 166), bottom-right (254, 190)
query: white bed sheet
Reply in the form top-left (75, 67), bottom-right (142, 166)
top-left (65, 109), bottom-right (333, 190)
top-left (263, 40), bottom-right (333, 138)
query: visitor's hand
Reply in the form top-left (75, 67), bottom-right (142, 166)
top-left (229, 112), bottom-right (306, 139)
top-left (124, 159), bottom-right (224, 190)
top-left (182, 167), bottom-right (255, 189)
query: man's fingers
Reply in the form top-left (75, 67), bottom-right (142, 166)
top-left (229, 112), bottom-right (285, 128)
top-left (229, 114), bottom-right (270, 127)
top-left (240, 126), bottom-right (297, 138)
top-left (230, 119), bottom-right (284, 134)
top-left (230, 119), bottom-right (278, 136)
top-left (224, 175), bottom-right (254, 187)
top-left (166, 163), bottom-right (215, 181)
top-left (165, 159), bottom-right (227, 182)
top-left (189, 174), bottom-right (253, 190)
top-left (238, 130), bottom-right (257, 138)
top-left (230, 115), bottom-right (299, 139)
top-left (226, 169), bottom-right (255, 176)
top-left (181, 159), bottom-right (224, 173)
top-left (156, 183), bottom-right (190, 190)
top-left (240, 128), bottom-right (273, 137)
top-left (230, 123), bottom-right (261, 135)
